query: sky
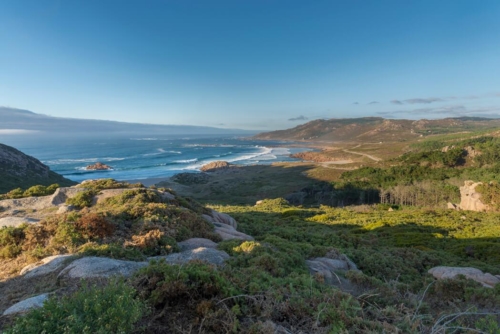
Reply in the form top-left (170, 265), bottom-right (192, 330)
top-left (1, 0), bottom-right (500, 130)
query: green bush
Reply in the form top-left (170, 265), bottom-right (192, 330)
top-left (66, 190), bottom-right (97, 209)
top-left (78, 243), bottom-right (145, 261)
top-left (0, 184), bottom-right (59, 199)
top-left (0, 225), bottom-right (27, 259)
top-left (5, 279), bottom-right (146, 334)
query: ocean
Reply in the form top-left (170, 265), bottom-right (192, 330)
top-left (0, 134), bottom-right (311, 183)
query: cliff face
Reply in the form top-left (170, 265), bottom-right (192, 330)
top-left (0, 143), bottom-right (76, 193)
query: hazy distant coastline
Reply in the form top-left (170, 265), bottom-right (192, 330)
top-left (0, 107), bottom-right (257, 137)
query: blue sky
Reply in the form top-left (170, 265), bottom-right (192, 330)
top-left (1, 1), bottom-right (500, 130)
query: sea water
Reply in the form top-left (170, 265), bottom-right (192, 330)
top-left (0, 134), bottom-right (311, 182)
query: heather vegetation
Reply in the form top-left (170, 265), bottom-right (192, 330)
top-left (3, 184), bottom-right (500, 332)
top-left (0, 181), bottom-right (218, 265)
top-left (0, 183), bottom-right (60, 200)
top-left (2, 134), bottom-right (500, 332)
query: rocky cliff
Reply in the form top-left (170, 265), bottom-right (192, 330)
top-left (459, 181), bottom-right (489, 212)
top-left (0, 143), bottom-right (76, 193)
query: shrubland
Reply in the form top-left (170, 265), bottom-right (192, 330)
top-left (2, 186), bottom-right (500, 332)
top-left (3, 132), bottom-right (500, 333)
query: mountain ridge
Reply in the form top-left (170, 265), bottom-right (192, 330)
top-left (254, 116), bottom-right (500, 142)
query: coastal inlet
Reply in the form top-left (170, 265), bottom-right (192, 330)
top-left (11, 136), bottom-right (314, 183)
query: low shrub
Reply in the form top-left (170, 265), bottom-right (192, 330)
top-left (78, 242), bottom-right (145, 261)
top-left (125, 229), bottom-right (179, 256)
top-left (0, 184), bottom-right (59, 200)
top-left (4, 279), bottom-right (146, 334)
top-left (0, 225), bottom-right (27, 259)
top-left (74, 213), bottom-right (115, 240)
top-left (66, 189), bottom-right (97, 209)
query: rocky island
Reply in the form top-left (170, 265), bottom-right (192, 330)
top-left (85, 162), bottom-right (113, 170)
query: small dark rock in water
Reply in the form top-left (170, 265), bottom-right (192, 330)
top-left (86, 162), bottom-right (113, 170)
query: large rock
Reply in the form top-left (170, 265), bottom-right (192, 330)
top-left (57, 248), bottom-right (231, 281)
top-left (56, 204), bottom-right (77, 214)
top-left (152, 247), bottom-right (230, 267)
top-left (200, 161), bottom-right (234, 173)
top-left (203, 210), bottom-right (238, 229)
top-left (178, 238), bottom-right (218, 251)
top-left (3, 293), bottom-right (49, 315)
top-left (20, 254), bottom-right (75, 278)
top-left (459, 181), bottom-right (489, 212)
top-left (50, 187), bottom-right (86, 205)
top-left (213, 223), bottom-right (254, 241)
top-left (0, 216), bottom-right (39, 228)
top-left (428, 266), bottom-right (500, 288)
top-left (306, 255), bottom-right (359, 291)
top-left (85, 162), bottom-right (113, 170)
top-left (57, 257), bottom-right (148, 280)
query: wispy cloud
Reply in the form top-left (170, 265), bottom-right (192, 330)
top-left (288, 115), bottom-right (308, 121)
top-left (0, 129), bottom-right (41, 134)
top-left (388, 92), bottom-right (500, 105)
top-left (368, 101), bottom-right (379, 105)
top-left (378, 105), bottom-right (500, 118)
top-left (404, 97), bottom-right (444, 104)
top-left (352, 102), bottom-right (359, 105)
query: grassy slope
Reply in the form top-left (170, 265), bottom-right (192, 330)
top-left (0, 143), bottom-right (76, 193)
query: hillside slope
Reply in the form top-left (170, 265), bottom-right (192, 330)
top-left (0, 143), bottom-right (76, 193)
top-left (254, 117), bottom-right (500, 142)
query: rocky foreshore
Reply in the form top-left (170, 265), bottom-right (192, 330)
top-left (85, 162), bottom-right (113, 170)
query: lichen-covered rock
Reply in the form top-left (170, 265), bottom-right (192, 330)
top-left (0, 216), bottom-right (39, 228)
top-left (204, 210), bottom-right (238, 229)
top-left (56, 204), bottom-right (77, 214)
top-left (151, 247), bottom-right (230, 266)
top-left (459, 181), bottom-right (489, 212)
top-left (50, 187), bottom-right (86, 205)
top-left (428, 266), bottom-right (500, 288)
top-left (57, 257), bottom-right (148, 280)
top-left (20, 254), bottom-right (75, 278)
top-left (178, 238), bottom-right (218, 251)
top-left (306, 255), bottom-right (359, 291)
top-left (213, 223), bottom-right (254, 241)
top-left (3, 293), bottom-right (49, 315)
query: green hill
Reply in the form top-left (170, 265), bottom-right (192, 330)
top-left (254, 117), bottom-right (500, 142)
top-left (0, 143), bottom-right (76, 193)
